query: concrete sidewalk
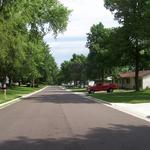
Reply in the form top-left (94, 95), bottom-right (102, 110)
top-left (110, 103), bottom-right (150, 122)
top-left (72, 91), bottom-right (150, 123)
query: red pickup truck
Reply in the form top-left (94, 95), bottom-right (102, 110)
top-left (87, 83), bottom-right (118, 94)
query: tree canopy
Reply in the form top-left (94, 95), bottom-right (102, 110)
top-left (0, 0), bottom-right (70, 86)
top-left (59, 54), bottom-right (87, 85)
top-left (86, 23), bottom-right (113, 81)
top-left (104, 0), bottom-right (150, 91)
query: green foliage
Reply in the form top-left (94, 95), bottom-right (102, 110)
top-left (91, 89), bottom-right (150, 103)
top-left (0, 85), bottom-right (45, 104)
top-left (59, 54), bottom-right (87, 84)
top-left (0, 0), bottom-right (70, 86)
top-left (86, 22), bottom-right (113, 81)
top-left (85, 1), bottom-right (150, 89)
top-left (104, 0), bottom-right (150, 91)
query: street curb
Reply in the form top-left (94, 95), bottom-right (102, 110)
top-left (21, 86), bottom-right (48, 98)
top-left (69, 90), bottom-right (111, 105)
top-left (86, 95), bottom-right (150, 123)
top-left (86, 95), bottom-right (112, 105)
top-left (0, 86), bottom-right (48, 110)
top-left (65, 89), bottom-right (110, 104)
top-left (68, 90), bottom-right (150, 123)
top-left (108, 103), bottom-right (150, 123)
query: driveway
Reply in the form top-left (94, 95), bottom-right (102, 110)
top-left (0, 86), bottom-right (150, 150)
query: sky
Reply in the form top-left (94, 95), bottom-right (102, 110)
top-left (44, 0), bottom-right (119, 67)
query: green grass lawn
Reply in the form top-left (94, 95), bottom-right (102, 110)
top-left (66, 85), bottom-right (87, 92)
top-left (90, 89), bottom-right (150, 103)
top-left (0, 85), bottom-right (46, 104)
top-left (71, 88), bottom-right (86, 92)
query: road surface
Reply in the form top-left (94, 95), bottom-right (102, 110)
top-left (0, 86), bottom-right (150, 150)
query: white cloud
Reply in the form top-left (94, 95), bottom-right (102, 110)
top-left (49, 40), bottom-right (89, 67)
top-left (44, 0), bottom-right (119, 66)
top-left (57, 0), bottom-right (119, 37)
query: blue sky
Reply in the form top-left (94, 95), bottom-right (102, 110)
top-left (44, 0), bottom-right (119, 67)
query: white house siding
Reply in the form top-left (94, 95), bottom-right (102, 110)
top-left (143, 75), bottom-right (150, 89)
top-left (129, 77), bottom-right (143, 89)
top-left (120, 77), bottom-right (143, 89)
top-left (124, 79), bottom-right (130, 89)
top-left (130, 78), bottom-right (135, 89)
top-left (126, 78), bottom-right (135, 89)
top-left (122, 77), bottom-right (135, 89)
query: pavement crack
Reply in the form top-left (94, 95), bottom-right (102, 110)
top-left (58, 102), bottom-right (83, 150)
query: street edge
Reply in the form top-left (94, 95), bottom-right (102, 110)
top-left (0, 86), bottom-right (48, 110)
top-left (85, 95), bottom-right (150, 122)
top-left (67, 89), bottom-right (150, 123)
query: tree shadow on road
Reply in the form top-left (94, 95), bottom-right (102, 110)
top-left (0, 124), bottom-right (150, 150)
top-left (22, 92), bottom-right (97, 104)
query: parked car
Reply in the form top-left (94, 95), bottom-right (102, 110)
top-left (87, 83), bottom-right (118, 94)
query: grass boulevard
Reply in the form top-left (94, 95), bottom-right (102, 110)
top-left (91, 90), bottom-right (150, 104)
top-left (0, 85), bottom-right (46, 105)
top-left (68, 87), bottom-right (150, 104)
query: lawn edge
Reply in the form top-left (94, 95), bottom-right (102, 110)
top-left (68, 90), bottom-right (150, 123)
top-left (0, 86), bottom-right (48, 110)
top-left (87, 94), bottom-right (150, 123)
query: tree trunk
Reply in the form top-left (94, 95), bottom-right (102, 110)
top-left (19, 80), bottom-right (21, 86)
top-left (135, 48), bottom-right (140, 91)
top-left (101, 69), bottom-right (105, 83)
top-left (8, 76), bottom-right (12, 87)
top-left (74, 80), bottom-right (77, 86)
top-left (32, 78), bottom-right (35, 87)
top-left (2, 76), bottom-right (6, 88)
top-left (2, 76), bottom-right (7, 99)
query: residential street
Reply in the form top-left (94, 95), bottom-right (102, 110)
top-left (0, 86), bottom-right (150, 150)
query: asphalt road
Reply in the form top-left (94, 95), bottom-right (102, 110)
top-left (0, 86), bottom-right (150, 150)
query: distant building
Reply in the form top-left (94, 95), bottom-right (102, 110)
top-left (88, 80), bottom-right (95, 86)
top-left (119, 70), bottom-right (150, 89)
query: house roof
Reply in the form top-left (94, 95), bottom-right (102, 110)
top-left (120, 70), bottom-right (150, 78)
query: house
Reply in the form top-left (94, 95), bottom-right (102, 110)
top-left (119, 70), bottom-right (150, 89)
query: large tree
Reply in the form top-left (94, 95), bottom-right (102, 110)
top-left (0, 0), bottom-right (70, 86)
top-left (86, 23), bottom-right (113, 82)
top-left (104, 0), bottom-right (150, 91)
top-left (59, 54), bottom-right (87, 85)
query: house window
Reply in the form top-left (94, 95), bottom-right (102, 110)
top-left (126, 78), bottom-right (130, 84)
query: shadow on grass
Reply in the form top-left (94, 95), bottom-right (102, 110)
top-left (72, 90), bottom-right (86, 92)
top-left (8, 86), bottom-right (40, 93)
top-left (71, 88), bottom-right (87, 92)
top-left (91, 91), bottom-right (150, 103)
top-left (0, 124), bottom-right (150, 150)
